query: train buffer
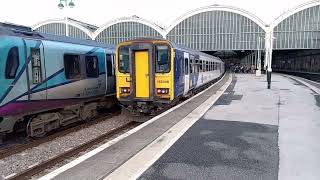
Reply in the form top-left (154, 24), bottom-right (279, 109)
top-left (39, 73), bottom-right (320, 180)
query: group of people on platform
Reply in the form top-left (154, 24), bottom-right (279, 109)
top-left (230, 65), bottom-right (257, 74)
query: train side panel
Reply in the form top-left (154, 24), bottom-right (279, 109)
top-left (173, 49), bottom-right (184, 98)
top-left (0, 35), bottom-right (115, 136)
top-left (0, 36), bottom-right (29, 108)
top-left (11, 41), bottom-right (108, 113)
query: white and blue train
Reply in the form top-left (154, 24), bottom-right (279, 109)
top-left (116, 38), bottom-right (225, 114)
top-left (0, 23), bottom-right (116, 140)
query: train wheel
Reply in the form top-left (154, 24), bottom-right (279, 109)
top-left (26, 113), bottom-right (61, 138)
top-left (26, 116), bottom-right (47, 138)
top-left (80, 103), bottom-right (98, 121)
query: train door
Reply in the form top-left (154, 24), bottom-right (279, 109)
top-left (24, 39), bottom-right (47, 100)
top-left (134, 51), bottom-right (150, 98)
top-left (183, 52), bottom-right (189, 95)
top-left (105, 53), bottom-right (115, 94)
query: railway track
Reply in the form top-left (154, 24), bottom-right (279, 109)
top-left (297, 77), bottom-right (320, 90)
top-left (275, 70), bottom-right (320, 83)
top-left (0, 108), bottom-right (121, 160)
top-left (6, 121), bottom-right (141, 180)
top-left (280, 73), bottom-right (320, 92)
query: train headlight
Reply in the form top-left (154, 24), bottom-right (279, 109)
top-left (156, 88), bottom-right (169, 94)
top-left (120, 87), bottom-right (131, 94)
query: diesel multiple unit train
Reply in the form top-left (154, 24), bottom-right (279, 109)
top-left (116, 39), bottom-right (225, 114)
top-left (0, 23), bottom-right (116, 140)
top-left (0, 23), bottom-right (225, 141)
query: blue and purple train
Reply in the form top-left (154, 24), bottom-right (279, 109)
top-left (0, 23), bottom-right (116, 140)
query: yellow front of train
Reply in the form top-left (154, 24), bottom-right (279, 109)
top-left (115, 39), bottom-right (174, 114)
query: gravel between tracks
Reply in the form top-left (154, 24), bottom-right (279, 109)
top-left (31, 123), bottom-right (137, 180)
top-left (0, 114), bottom-right (131, 178)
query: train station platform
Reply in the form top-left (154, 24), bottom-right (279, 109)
top-left (39, 73), bottom-right (320, 180)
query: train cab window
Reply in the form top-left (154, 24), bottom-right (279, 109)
top-left (106, 54), bottom-right (113, 77)
top-left (31, 48), bottom-right (42, 84)
top-left (64, 54), bottom-right (81, 79)
top-left (85, 56), bottom-right (99, 78)
top-left (184, 58), bottom-right (188, 75)
top-left (5, 47), bottom-right (20, 79)
top-left (118, 46), bottom-right (130, 73)
top-left (156, 45), bottom-right (170, 73)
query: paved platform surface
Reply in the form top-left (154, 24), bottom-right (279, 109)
top-left (139, 74), bottom-right (320, 180)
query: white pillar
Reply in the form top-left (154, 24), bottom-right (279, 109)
top-left (265, 28), bottom-right (274, 88)
top-left (256, 36), bottom-right (262, 76)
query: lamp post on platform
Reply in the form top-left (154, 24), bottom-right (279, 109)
top-left (58, 0), bottom-right (75, 36)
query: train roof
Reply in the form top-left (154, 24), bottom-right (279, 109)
top-left (118, 37), bottom-right (222, 62)
top-left (0, 22), bottom-right (114, 49)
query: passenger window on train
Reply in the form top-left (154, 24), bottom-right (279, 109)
top-left (118, 46), bottom-right (129, 73)
top-left (5, 47), bottom-right (20, 79)
top-left (106, 54), bottom-right (113, 77)
top-left (156, 45), bottom-right (170, 73)
top-left (31, 48), bottom-right (42, 84)
top-left (64, 54), bottom-right (81, 79)
top-left (85, 56), bottom-right (99, 78)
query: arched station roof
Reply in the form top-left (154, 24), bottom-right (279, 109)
top-left (166, 5), bottom-right (267, 35)
top-left (93, 16), bottom-right (165, 44)
top-left (93, 16), bottom-right (165, 38)
top-left (271, 1), bottom-right (320, 29)
top-left (165, 5), bottom-right (267, 51)
top-left (271, 1), bottom-right (320, 49)
top-left (32, 18), bottom-right (95, 40)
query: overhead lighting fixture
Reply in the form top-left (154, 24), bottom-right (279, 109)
top-left (58, 2), bottom-right (64, 9)
top-left (68, 1), bottom-right (75, 8)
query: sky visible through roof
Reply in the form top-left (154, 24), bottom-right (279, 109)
top-left (0, 0), bottom-right (314, 28)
